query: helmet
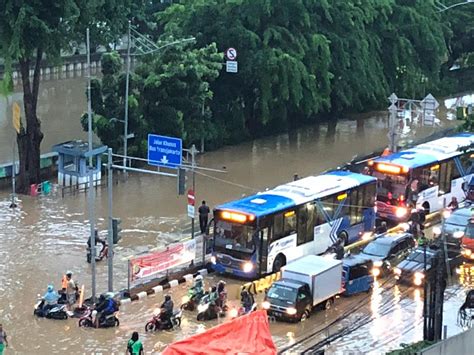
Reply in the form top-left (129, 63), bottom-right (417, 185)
top-left (218, 280), bottom-right (226, 286)
top-left (211, 286), bottom-right (217, 292)
top-left (99, 294), bottom-right (106, 302)
top-left (105, 292), bottom-right (115, 300)
top-left (241, 289), bottom-right (248, 296)
top-left (165, 294), bottom-right (171, 302)
top-left (195, 275), bottom-right (203, 281)
top-left (47, 284), bottom-right (54, 292)
top-left (66, 270), bottom-right (73, 277)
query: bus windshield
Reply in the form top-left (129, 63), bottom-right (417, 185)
top-left (214, 219), bottom-right (256, 254)
top-left (373, 171), bottom-right (408, 204)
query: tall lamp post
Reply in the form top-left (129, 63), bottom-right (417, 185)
top-left (121, 21), bottom-right (195, 172)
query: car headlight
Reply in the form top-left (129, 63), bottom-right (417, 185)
top-left (394, 268), bottom-right (402, 275)
top-left (395, 207), bottom-right (408, 218)
top-left (464, 249), bottom-right (472, 256)
top-left (373, 260), bottom-right (383, 267)
top-left (432, 227), bottom-right (442, 235)
top-left (454, 231), bottom-right (465, 239)
top-left (242, 262), bottom-right (254, 273)
top-left (286, 307), bottom-right (297, 315)
top-left (211, 256), bottom-right (216, 264)
top-left (372, 268), bottom-right (381, 277)
top-left (262, 301), bottom-right (270, 310)
top-left (197, 303), bottom-right (209, 313)
top-left (414, 277), bottom-right (423, 286)
top-left (414, 272), bottom-right (425, 279)
top-left (442, 210), bottom-right (451, 219)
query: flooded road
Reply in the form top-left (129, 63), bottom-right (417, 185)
top-left (0, 74), bottom-right (470, 354)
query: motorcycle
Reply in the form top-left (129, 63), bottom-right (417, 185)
top-left (145, 308), bottom-right (182, 332)
top-left (196, 294), bottom-right (226, 321)
top-left (78, 307), bottom-right (119, 328)
top-left (34, 299), bottom-right (68, 320)
top-left (229, 303), bottom-right (257, 319)
top-left (181, 288), bottom-right (204, 311)
top-left (87, 243), bottom-right (108, 263)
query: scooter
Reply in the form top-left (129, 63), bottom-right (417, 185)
top-left (145, 308), bottom-right (182, 332)
top-left (196, 294), bottom-right (226, 321)
top-left (34, 299), bottom-right (68, 320)
top-left (181, 288), bottom-right (204, 311)
top-left (78, 307), bottom-right (119, 328)
top-left (87, 243), bottom-right (108, 263)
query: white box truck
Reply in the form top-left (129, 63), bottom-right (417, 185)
top-left (262, 255), bottom-right (342, 322)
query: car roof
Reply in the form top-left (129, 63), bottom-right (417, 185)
top-left (274, 279), bottom-right (307, 289)
top-left (372, 232), bottom-right (412, 245)
top-left (343, 255), bottom-right (373, 267)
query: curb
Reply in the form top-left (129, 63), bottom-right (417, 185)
top-left (120, 268), bottom-right (211, 304)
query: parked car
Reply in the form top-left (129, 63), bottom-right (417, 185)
top-left (394, 245), bottom-right (462, 286)
top-left (342, 256), bottom-right (374, 296)
top-left (262, 255), bottom-right (342, 322)
top-left (356, 232), bottom-right (416, 277)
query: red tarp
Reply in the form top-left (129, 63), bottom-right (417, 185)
top-left (162, 310), bottom-right (277, 355)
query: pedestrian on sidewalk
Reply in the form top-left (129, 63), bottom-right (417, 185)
top-left (127, 331), bottom-right (143, 355)
top-left (198, 200), bottom-right (210, 234)
top-left (0, 323), bottom-right (9, 355)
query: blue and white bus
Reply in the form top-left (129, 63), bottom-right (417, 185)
top-left (210, 170), bottom-right (377, 278)
top-left (368, 133), bottom-right (474, 222)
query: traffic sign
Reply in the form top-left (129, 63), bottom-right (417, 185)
top-left (187, 205), bottom-right (195, 218)
top-left (148, 134), bottom-right (182, 168)
top-left (225, 47), bottom-right (237, 60)
top-left (226, 61), bottom-right (238, 73)
top-left (12, 102), bottom-right (21, 133)
top-left (187, 189), bottom-right (195, 206)
top-left (388, 93), bottom-right (398, 104)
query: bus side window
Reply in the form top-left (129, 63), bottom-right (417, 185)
top-left (349, 189), bottom-right (361, 225)
top-left (273, 214), bottom-right (284, 241)
top-left (284, 211), bottom-right (297, 236)
top-left (297, 205), bottom-right (308, 246)
top-left (438, 161), bottom-right (452, 195)
top-left (460, 153), bottom-right (471, 174)
top-left (451, 158), bottom-right (461, 179)
top-left (305, 203), bottom-right (315, 243)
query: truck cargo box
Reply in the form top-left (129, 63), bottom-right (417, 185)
top-left (282, 255), bottom-right (342, 306)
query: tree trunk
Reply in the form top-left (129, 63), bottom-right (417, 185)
top-left (17, 48), bottom-right (44, 194)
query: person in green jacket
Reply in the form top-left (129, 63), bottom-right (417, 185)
top-left (127, 332), bottom-right (143, 355)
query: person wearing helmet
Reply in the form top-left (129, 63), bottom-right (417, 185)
top-left (191, 275), bottom-right (204, 300)
top-left (94, 293), bottom-right (118, 328)
top-left (160, 295), bottom-right (174, 327)
top-left (42, 284), bottom-right (60, 314)
top-left (240, 289), bottom-right (254, 314)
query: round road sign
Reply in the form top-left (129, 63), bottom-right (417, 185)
top-left (225, 47), bottom-right (237, 60)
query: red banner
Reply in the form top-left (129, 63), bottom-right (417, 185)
top-left (129, 239), bottom-right (195, 285)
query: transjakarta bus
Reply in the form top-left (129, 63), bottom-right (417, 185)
top-left (211, 170), bottom-right (376, 278)
top-left (368, 133), bottom-right (474, 222)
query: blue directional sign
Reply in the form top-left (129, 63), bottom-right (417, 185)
top-left (147, 134), bottom-right (182, 169)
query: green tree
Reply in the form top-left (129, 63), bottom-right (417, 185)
top-left (0, 1), bottom-right (131, 193)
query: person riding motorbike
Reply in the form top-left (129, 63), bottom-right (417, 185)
top-left (216, 280), bottom-right (227, 308)
top-left (208, 286), bottom-right (219, 306)
top-left (159, 295), bottom-right (174, 328)
top-left (240, 290), bottom-right (255, 314)
top-left (42, 284), bottom-right (60, 314)
top-left (94, 293), bottom-right (118, 328)
top-left (191, 275), bottom-right (204, 298)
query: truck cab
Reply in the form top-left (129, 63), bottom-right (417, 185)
top-left (263, 279), bottom-right (312, 322)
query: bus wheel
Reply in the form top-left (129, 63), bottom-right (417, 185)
top-left (272, 255), bottom-right (286, 273)
top-left (338, 231), bottom-right (349, 246)
top-left (422, 202), bottom-right (430, 214)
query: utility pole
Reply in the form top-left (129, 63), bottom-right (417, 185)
top-left (86, 28), bottom-right (97, 302)
top-left (190, 144), bottom-right (198, 239)
top-left (10, 138), bottom-right (17, 208)
top-left (123, 20), bottom-right (131, 174)
top-left (388, 93), bottom-right (398, 153)
top-left (107, 148), bottom-right (114, 291)
top-left (423, 237), bottom-right (429, 340)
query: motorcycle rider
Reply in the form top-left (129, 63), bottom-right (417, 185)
top-left (160, 295), bottom-right (174, 328)
top-left (191, 275), bottom-right (204, 299)
top-left (240, 290), bottom-right (255, 314)
top-left (42, 284), bottom-right (60, 314)
top-left (94, 293), bottom-right (118, 328)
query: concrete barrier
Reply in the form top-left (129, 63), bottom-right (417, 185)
top-left (136, 291), bottom-right (148, 300)
top-left (152, 285), bottom-right (163, 294)
top-left (169, 279), bottom-right (179, 288)
top-left (418, 327), bottom-right (474, 354)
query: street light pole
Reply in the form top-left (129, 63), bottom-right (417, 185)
top-left (86, 27), bottom-right (97, 302)
top-left (107, 148), bottom-right (114, 291)
top-left (123, 20), bottom-right (131, 173)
